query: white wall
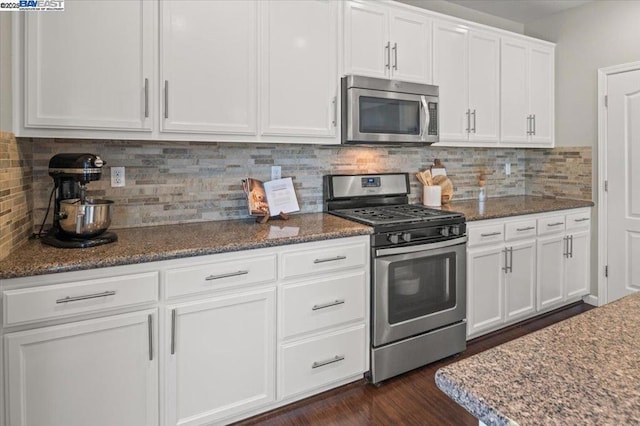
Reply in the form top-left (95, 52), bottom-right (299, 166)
top-left (395, 0), bottom-right (524, 33)
top-left (525, 0), bottom-right (640, 149)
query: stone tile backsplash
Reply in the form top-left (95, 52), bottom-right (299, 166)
top-left (28, 139), bottom-right (530, 229)
top-left (0, 132), bottom-right (33, 260)
top-left (0, 137), bottom-right (593, 260)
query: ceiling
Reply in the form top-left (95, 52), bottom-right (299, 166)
top-left (444, 0), bottom-right (594, 23)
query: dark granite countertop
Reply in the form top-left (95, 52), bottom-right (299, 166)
top-left (435, 293), bottom-right (640, 425)
top-left (0, 213), bottom-right (372, 280)
top-left (440, 195), bottom-right (594, 221)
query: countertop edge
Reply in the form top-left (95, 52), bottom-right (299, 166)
top-left (435, 369), bottom-right (518, 426)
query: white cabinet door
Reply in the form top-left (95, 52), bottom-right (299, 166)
top-left (467, 245), bottom-right (504, 336)
top-left (537, 234), bottom-right (566, 311)
top-left (505, 240), bottom-right (536, 322)
top-left (344, 1), bottom-right (389, 79)
top-left (566, 230), bottom-right (590, 299)
top-left (500, 38), bottom-right (529, 144)
top-left (388, 10), bottom-right (431, 84)
top-left (160, 0), bottom-right (257, 134)
top-left (433, 20), bottom-right (468, 142)
top-left (24, 0), bottom-right (154, 131)
top-left (529, 44), bottom-right (554, 145)
top-left (468, 30), bottom-right (500, 143)
top-left (165, 288), bottom-right (275, 426)
top-left (5, 310), bottom-right (158, 426)
top-left (261, 0), bottom-right (338, 138)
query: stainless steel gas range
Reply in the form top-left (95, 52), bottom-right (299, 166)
top-left (324, 173), bottom-right (467, 384)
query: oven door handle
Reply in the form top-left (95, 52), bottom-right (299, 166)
top-left (375, 236), bottom-right (467, 257)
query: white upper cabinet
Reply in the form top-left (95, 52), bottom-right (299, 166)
top-left (433, 20), bottom-right (499, 144)
top-left (345, 1), bottom-right (431, 84)
top-left (160, 0), bottom-right (258, 135)
top-left (260, 0), bottom-right (338, 139)
top-left (23, 0), bottom-right (154, 131)
top-left (501, 37), bottom-right (555, 146)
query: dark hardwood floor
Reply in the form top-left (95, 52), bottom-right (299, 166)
top-left (236, 302), bottom-right (595, 426)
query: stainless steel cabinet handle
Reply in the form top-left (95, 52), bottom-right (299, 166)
top-left (392, 42), bottom-right (398, 70)
top-left (574, 218), bottom-right (589, 222)
top-left (480, 232), bottom-right (501, 237)
top-left (332, 96), bottom-right (337, 127)
top-left (312, 299), bottom-right (345, 311)
top-left (466, 109), bottom-right (470, 133)
top-left (205, 270), bottom-right (249, 281)
top-left (144, 78), bottom-right (149, 118)
top-left (164, 80), bottom-right (169, 119)
top-left (170, 309), bottom-right (176, 355)
top-left (516, 226), bottom-right (535, 232)
top-left (471, 109), bottom-right (476, 133)
top-left (547, 222), bottom-right (564, 227)
top-left (526, 115), bottom-right (532, 135)
top-left (385, 42), bottom-right (391, 69)
top-left (563, 236), bottom-right (568, 258)
top-left (312, 355), bottom-right (345, 369)
top-left (313, 255), bottom-right (346, 264)
top-left (532, 114), bottom-right (536, 135)
top-left (56, 290), bottom-right (116, 304)
top-left (502, 248), bottom-right (509, 273)
top-left (569, 234), bottom-right (574, 258)
top-left (148, 314), bottom-right (153, 361)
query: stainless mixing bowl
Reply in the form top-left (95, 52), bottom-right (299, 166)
top-left (58, 199), bottom-right (114, 238)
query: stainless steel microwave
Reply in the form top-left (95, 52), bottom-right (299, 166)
top-left (341, 75), bottom-right (439, 145)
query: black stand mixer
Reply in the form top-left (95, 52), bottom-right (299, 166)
top-left (41, 153), bottom-right (118, 248)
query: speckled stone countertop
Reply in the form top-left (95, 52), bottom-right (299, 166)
top-left (436, 293), bottom-right (640, 425)
top-left (0, 213), bottom-right (372, 280)
top-left (440, 195), bottom-right (594, 221)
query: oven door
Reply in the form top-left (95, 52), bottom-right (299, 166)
top-left (345, 87), bottom-right (438, 144)
top-left (372, 237), bottom-right (466, 347)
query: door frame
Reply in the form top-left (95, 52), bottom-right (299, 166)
top-left (597, 60), bottom-right (640, 305)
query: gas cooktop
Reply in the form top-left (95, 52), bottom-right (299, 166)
top-left (331, 204), bottom-right (463, 227)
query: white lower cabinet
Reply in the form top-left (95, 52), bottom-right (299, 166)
top-left (5, 310), bottom-right (158, 426)
top-left (467, 208), bottom-right (590, 339)
top-left (0, 235), bottom-right (369, 426)
top-left (164, 289), bottom-right (276, 426)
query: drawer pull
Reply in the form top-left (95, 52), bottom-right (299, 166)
top-left (205, 270), bottom-right (249, 281)
top-left (574, 218), bottom-right (589, 222)
top-left (516, 226), bottom-right (535, 232)
top-left (312, 299), bottom-right (345, 311)
top-left (480, 232), bottom-right (501, 237)
top-left (311, 355), bottom-right (345, 369)
top-left (547, 222), bottom-right (564, 227)
top-left (55, 290), bottom-right (116, 304)
top-left (313, 255), bottom-right (347, 264)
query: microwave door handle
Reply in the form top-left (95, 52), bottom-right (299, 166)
top-left (420, 96), bottom-right (429, 140)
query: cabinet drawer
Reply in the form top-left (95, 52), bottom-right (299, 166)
top-left (3, 272), bottom-right (158, 326)
top-left (280, 324), bottom-right (366, 399)
top-left (281, 271), bottom-right (366, 339)
top-left (468, 223), bottom-right (504, 247)
top-left (565, 211), bottom-right (591, 231)
top-left (281, 242), bottom-right (367, 280)
top-left (505, 219), bottom-right (537, 241)
top-left (165, 254), bottom-right (276, 299)
top-left (537, 215), bottom-right (566, 235)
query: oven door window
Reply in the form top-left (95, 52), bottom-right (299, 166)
top-left (387, 253), bottom-right (456, 324)
top-left (359, 96), bottom-right (420, 135)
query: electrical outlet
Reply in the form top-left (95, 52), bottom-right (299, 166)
top-left (271, 165), bottom-right (282, 180)
top-left (111, 166), bottom-right (126, 187)
top-left (505, 163), bottom-right (511, 176)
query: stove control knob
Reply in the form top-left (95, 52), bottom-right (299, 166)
top-left (451, 225), bottom-right (460, 236)
top-left (440, 227), bottom-right (450, 237)
top-left (388, 233), bottom-right (401, 244)
top-left (401, 232), bottom-right (412, 243)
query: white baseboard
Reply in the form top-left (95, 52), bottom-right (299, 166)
top-left (583, 294), bottom-right (599, 306)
